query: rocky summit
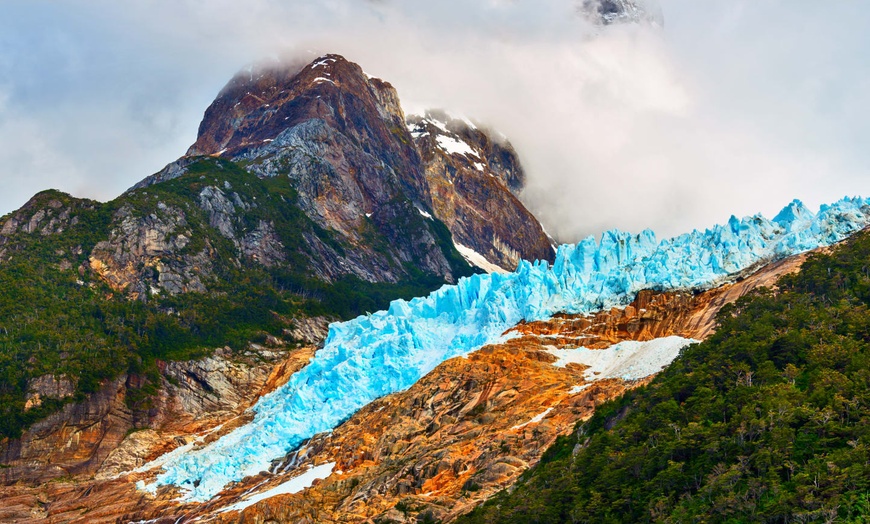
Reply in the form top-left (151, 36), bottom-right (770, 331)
top-left (136, 54), bottom-right (553, 280)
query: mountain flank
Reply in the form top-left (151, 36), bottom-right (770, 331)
top-left (0, 54), bottom-right (552, 448)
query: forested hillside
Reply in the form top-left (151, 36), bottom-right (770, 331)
top-left (460, 231), bottom-right (870, 523)
top-left (0, 158), bottom-right (474, 440)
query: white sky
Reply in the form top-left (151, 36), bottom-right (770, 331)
top-left (0, 0), bottom-right (868, 241)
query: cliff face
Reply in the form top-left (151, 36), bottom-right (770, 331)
top-left (0, 343), bottom-right (317, 487)
top-left (408, 111), bottom-right (554, 271)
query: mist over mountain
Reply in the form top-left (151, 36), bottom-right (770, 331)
top-left (2, 1), bottom-right (869, 240)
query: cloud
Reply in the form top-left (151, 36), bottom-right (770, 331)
top-left (0, 0), bottom-right (868, 242)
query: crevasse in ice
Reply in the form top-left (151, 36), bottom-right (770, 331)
top-left (152, 197), bottom-right (870, 501)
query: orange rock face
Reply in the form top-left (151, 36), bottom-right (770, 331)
top-left (0, 253), bottom-right (809, 523)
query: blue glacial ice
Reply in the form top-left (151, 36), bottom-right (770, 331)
top-left (152, 197), bottom-right (870, 501)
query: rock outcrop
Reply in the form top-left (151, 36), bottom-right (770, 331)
top-left (0, 191), bottom-right (97, 263)
top-left (88, 203), bottom-right (213, 299)
top-left (579, 0), bottom-right (663, 26)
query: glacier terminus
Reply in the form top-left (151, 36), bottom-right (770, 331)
top-left (148, 197), bottom-right (870, 501)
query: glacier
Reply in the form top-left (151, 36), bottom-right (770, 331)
top-left (150, 197), bottom-right (870, 501)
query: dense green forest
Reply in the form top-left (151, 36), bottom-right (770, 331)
top-left (0, 159), bottom-right (474, 440)
top-left (460, 231), bottom-right (870, 523)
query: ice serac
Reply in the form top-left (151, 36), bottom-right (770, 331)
top-left (153, 197), bottom-right (870, 500)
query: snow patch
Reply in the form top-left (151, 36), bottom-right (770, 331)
top-left (435, 135), bottom-right (478, 158)
top-left (546, 336), bottom-right (697, 382)
top-left (425, 117), bottom-right (449, 133)
top-left (512, 407), bottom-right (554, 430)
top-left (219, 463), bottom-right (335, 513)
top-left (417, 208), bottom-right (433, 220)
top-left (311, 58), bottom-right (336, 69)
top-left (453, 242), bottom-right (507, 274)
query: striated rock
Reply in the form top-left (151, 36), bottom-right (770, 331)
top-left (0, 376), bottom-right (132, 484)
top-left (95, 428), bottom-right (164, 481)
top-left (0, 344), bottom-right (313, 487)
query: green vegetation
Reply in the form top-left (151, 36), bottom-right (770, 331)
top-left (460, 232), bottom-right (870, 523)
top-left (0, 158), bottom-right (474, 439)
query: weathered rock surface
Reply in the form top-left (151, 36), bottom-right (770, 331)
top-left (89, 203), bottom-right (213, 299)
top-left (23, 375), bottom-right (75, 411)
top-left (0, 375), bottom-right (132, 485)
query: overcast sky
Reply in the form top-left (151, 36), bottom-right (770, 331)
top-left (1, 0), bottom-right (868, 241)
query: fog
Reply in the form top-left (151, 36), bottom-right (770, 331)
top-left (1, 0), bottom-right (868, 241)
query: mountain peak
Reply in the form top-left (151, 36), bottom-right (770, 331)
top-left (579, 0), bottom-right (663, 26)
top-left (186, 53), bottom-right (403, 159)
top-left (773, 198), bottom-right (813, 228)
